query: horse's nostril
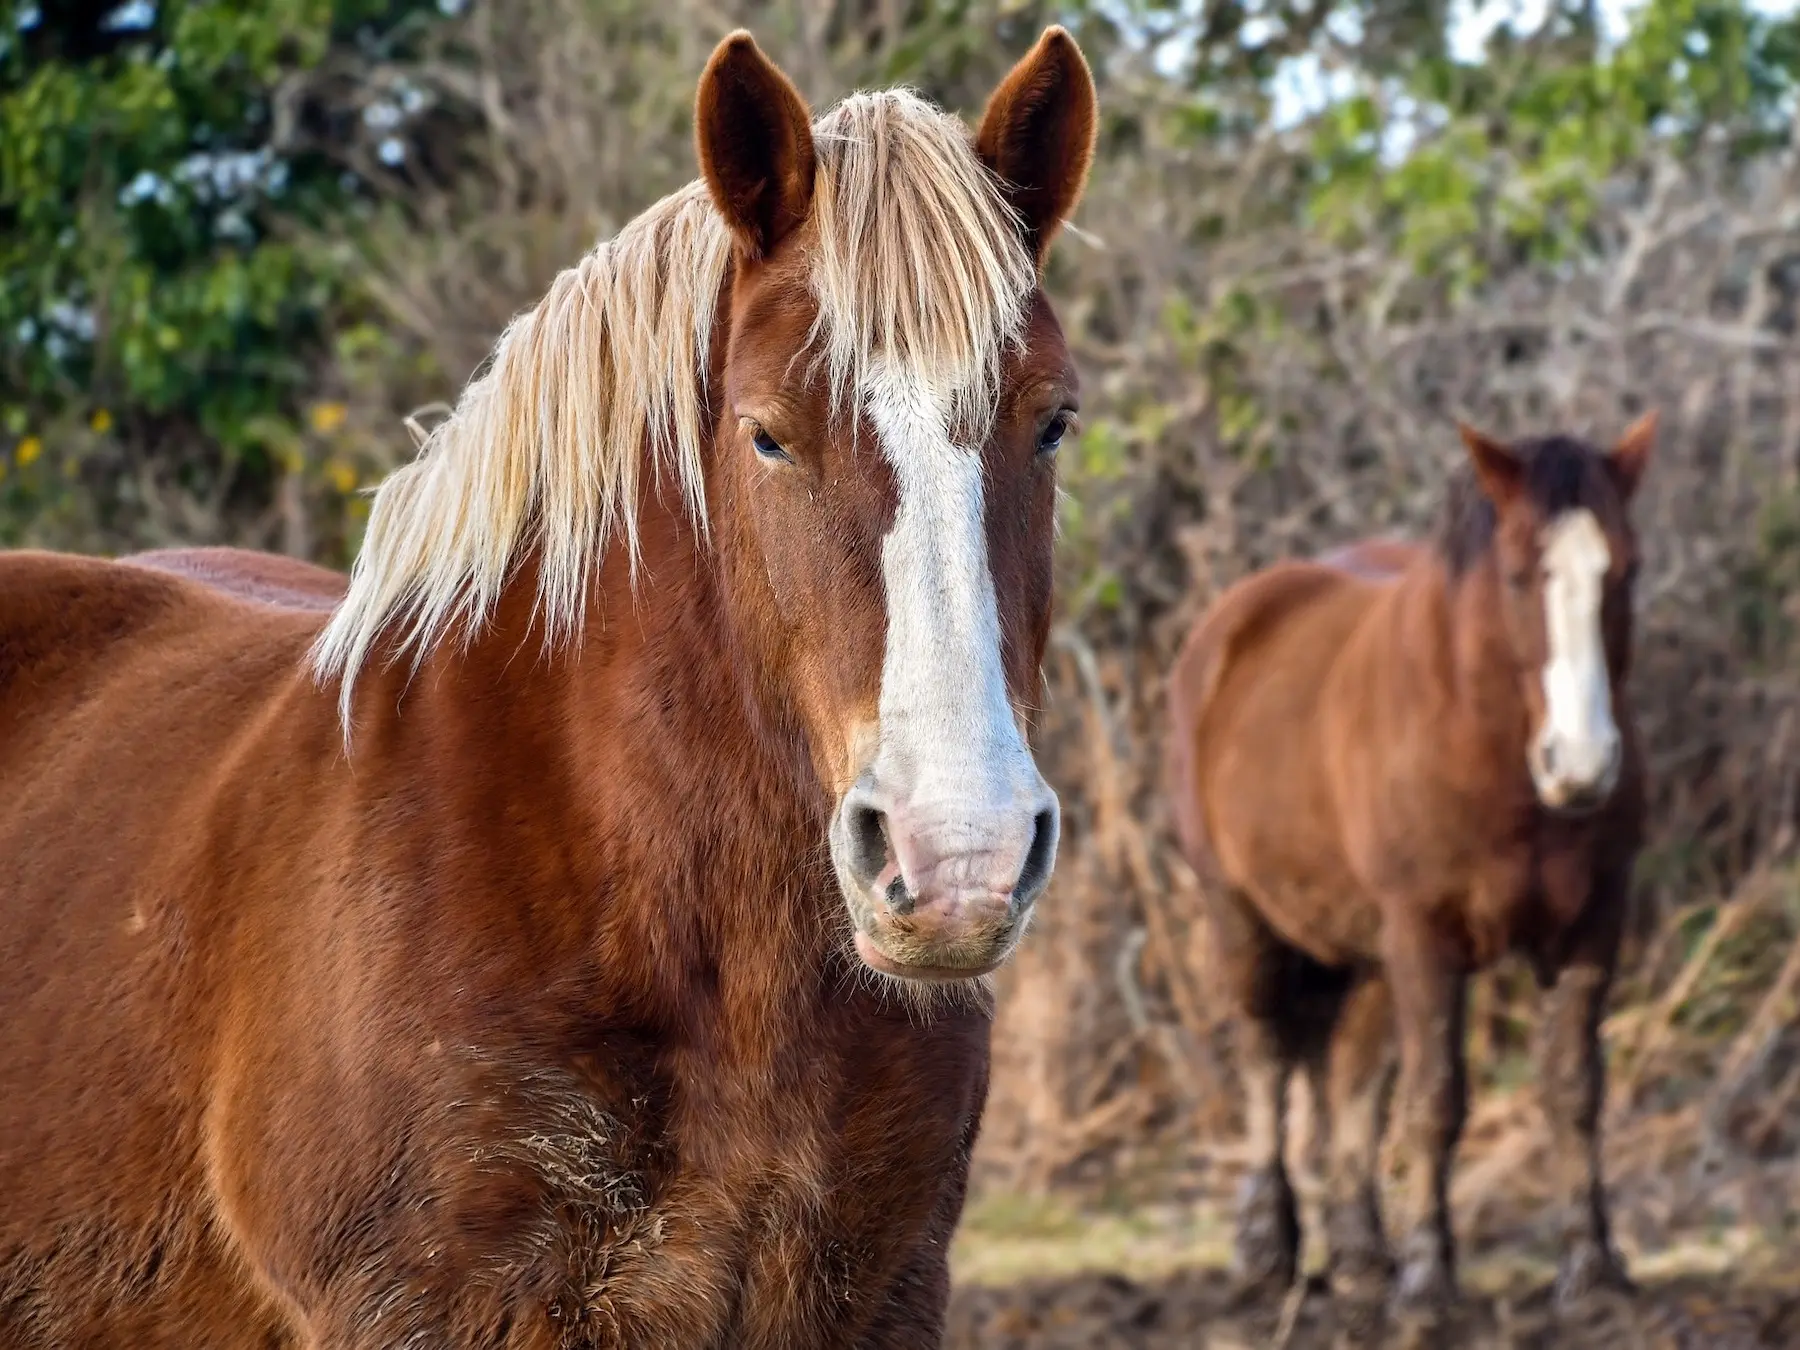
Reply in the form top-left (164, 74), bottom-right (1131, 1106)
top-left (1014, 808), bottom-right (1057, 905)
top-left (884, 875), bottom-right (913, 915)
top-left (1539, 740), bottom-right (1558, 777)
top-left (848, 803), bottom-right (890, 886)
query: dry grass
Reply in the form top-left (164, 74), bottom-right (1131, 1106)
top-left (954, 1094), bottom-right (1798, 1294)
top-left (952, 1193), bottom-right (1235, 1288)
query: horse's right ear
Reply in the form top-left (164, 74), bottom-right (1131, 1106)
top-left (695, 31), bottom-right (816, 260)
top-left (1458, 422), bottom-right (1524, 507)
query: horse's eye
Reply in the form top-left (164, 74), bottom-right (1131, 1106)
top-left (751, 428), bottom-right (789, 463)
top-left (1038, 412), bottom-right (1073, 457)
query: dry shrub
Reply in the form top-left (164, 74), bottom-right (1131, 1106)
top-left (983, 106), bottom-right (1800, 1205)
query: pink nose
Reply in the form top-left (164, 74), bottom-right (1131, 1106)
top-left (842, 792), bottom-right (1059, 922)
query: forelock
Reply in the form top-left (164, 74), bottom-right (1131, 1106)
top-left (806, 90), bottom-right (1036, 439)
top-left (1437, 434), bottom-right (1616, 575)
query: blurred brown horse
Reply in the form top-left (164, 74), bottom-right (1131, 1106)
top-left (0, 28), bottom-right (1095, 1349)
top-left (1168, 415), bottom-right (1655, 1315)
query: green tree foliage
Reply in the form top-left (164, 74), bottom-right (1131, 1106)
top-left (0, 0), bottom-right (439, 541)
top-left (1305, 0), bottom-right (1800, 281)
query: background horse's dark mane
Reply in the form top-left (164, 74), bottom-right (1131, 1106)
top-left (1434, 434), bottom-right (1608, 576)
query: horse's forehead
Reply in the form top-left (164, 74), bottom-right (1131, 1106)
top-left (1007, 291), bottom-right (1079, 397)
top-left (1540, 508), bottom-right (1611, 576)
top-left (726, 277), bottom-right (1070, 421)
top-left (727, 260), bottom-right (821, 364)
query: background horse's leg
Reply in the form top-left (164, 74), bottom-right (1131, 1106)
top-left (1300, 1038), bottom-right (1330, 1202)
top-left (1316, 971), bottom-right (1397, 1304)
top-left (1208, 885), bottom-right (1305, 1299)
top-left (1535, 869), bottom-right (1634, 1306)
top-left (1234, 1011), bottom-right (1302, 1298)
top-left (1383, 914), bottom-right (1469, 1314)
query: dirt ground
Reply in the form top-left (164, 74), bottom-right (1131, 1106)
top-left (946, 1269), bottom-right (1800, 1349)
top-left (946, 1084), bottom-right (1800, 1347)
top-left (944, 1138), bottom-right (1800, 1349)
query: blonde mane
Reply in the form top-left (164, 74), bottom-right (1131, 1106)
top-left (311, 90), bottom-right (1036, 719)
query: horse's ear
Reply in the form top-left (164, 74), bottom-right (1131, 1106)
top-left (1609, 409), bottom-right (1656, 500)
top-left (695, 31), bottom-right (815, 260)
top-left (1458, 422), bottom-right (1524, 507)
top-left (975, 26), bottom-right (1098, 266)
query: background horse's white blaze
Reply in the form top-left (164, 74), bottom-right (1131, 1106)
top-left (1533, 508), bottom-right (1621, 807)
top-left (850, 361), bottom-right (1058, 922)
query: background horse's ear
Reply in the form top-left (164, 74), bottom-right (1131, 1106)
top-left (975, 26), bottom-right (1098, 265)
top-left (1609, 409), bottom-right (1656, 500)
top-left (695, 31), bottom-right (815, 259)
top-left (1458, 422), bottom-right (1525, 507)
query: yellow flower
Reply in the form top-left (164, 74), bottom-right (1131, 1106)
top-left (90, 408), bottom-right (113, 434)
top-left (15, 435), bottom-right (42, 467)
top-left (326, 460), bottom-right (359, 494)
top-left (309, 402), bottom-right (348, 435)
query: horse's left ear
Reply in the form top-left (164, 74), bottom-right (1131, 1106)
top-left (695, 31), bottom-right (816, 260)
top-left (1609, 409), bottom-right (1656, 500)
top-left (976, 26), bottom-right (1098, 266)
top-left (1459, 422), bottom-right (1525, 508)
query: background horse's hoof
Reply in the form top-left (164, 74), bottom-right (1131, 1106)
top-left (1325, 1198), bottom-right (1394, 1305)
top-left (1391, 1230), bottom-right (1456, 1315)
top-left (1327, 1248), bottom-right (1394, 1307)
top-left (1229, 1166), bottom-right (1300, 1301)
top-left (1553, 1240), bottom-right (1636, 1307)
top-left (1327, 1293), bottom-right (1388, 1350)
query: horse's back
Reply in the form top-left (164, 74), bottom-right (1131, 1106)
top-left (0, 546), bottom-right (331, 972)
top-left (0, 548), bottom-right (328, 743)
top-left (1168, 539), bottom-right (1412, 824)
top-left (1316, 536), bottom-right (1420, 582)
top-left (124, 546), bottom-right (347, 612)
top-left (1169, 563), bottom-right (1357, 822)
top-left (0, 549), bottom-right (331, 1346)
top-left (1167, 556), bottom-right (1390, 962)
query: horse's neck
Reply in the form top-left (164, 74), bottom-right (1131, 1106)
top-left (375, 507), bottom-right (834, 1027)
top-left (1392, 553), bottom-right (1529, 761)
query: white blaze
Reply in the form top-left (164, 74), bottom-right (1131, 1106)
top-left (860, 361), bottom-right (1054, 896)
top-left (1535, 508), bottom-right (1619, 802)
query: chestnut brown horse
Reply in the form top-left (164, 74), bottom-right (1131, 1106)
top-left (1168, 415), bottom-right (1656, 1317)
top-left (0, 29), bottom-right (1094, 1349)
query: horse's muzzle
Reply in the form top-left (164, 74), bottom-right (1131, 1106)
top-left (830, 779), bottom-right (1059, 981)
top-left (1530, 728), bottom-right (1623, 815)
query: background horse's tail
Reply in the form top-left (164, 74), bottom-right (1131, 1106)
top-left (1163, 612), bottom-right (1233, 882)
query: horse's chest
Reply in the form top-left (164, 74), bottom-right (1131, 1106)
top-left (439, 1023), bottom-right (987, 1348)
top-left (1467, 835), bottom-right (1600, 961)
